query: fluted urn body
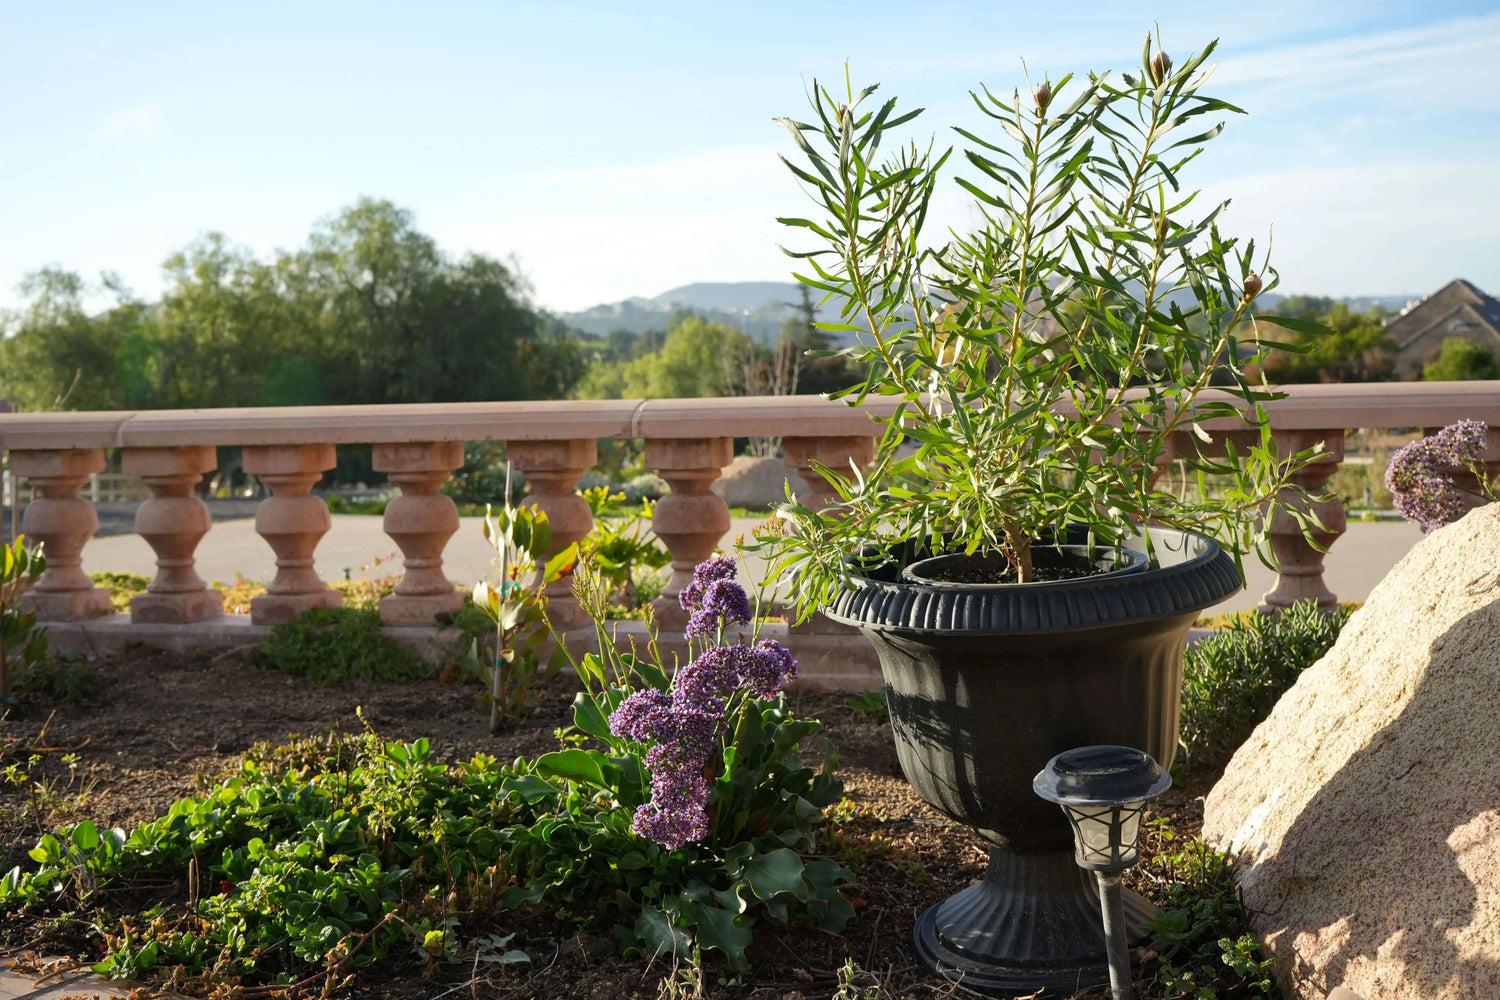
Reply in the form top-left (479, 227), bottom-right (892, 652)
top-left (825, 528), bottom-right (1241, 996)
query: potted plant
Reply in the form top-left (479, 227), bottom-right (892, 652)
top-left (764, 36), bottom-right (1324, 995)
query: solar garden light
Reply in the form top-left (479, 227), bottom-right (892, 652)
top-left (1033, 745), bottom-right (1172, 1000)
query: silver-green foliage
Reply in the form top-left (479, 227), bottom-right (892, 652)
top-left (768, 37), bottom-right (1326, 614)
top-left (1179, 600), bottom-right (1352, 769)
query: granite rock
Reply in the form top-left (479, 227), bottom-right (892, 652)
top-left (1203, 503), bottom-right (1500, 1000)
top-left (710, 455), bottom-right (795, 510)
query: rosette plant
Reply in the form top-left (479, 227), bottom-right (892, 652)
top-left (762, 37), bottom-right (1329, 995)
top-left (768, 38), bottom-right (1323, 605)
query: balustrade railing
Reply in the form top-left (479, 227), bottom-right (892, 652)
top-left (2, 384), bottom-right (1498, 688)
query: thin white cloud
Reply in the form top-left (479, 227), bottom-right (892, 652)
top-left (1208, 12), bottom-right (1500, 120)
top-left (93, 104), bottom-right (165, 140)
top-left (1202, 160), bottom-right (1500, 295)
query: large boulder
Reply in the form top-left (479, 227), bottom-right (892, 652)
top-left (711, 455), bottom-right (797, 510)
top-left (1203, 503), bottom-right (1500, 1000)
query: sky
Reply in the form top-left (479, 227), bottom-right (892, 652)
top-left (2, 1), bottom-right (1498, 316)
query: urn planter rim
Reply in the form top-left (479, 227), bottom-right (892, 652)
top-left (822, 526), bottom-right (1242, 636)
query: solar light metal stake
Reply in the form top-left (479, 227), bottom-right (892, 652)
top-left (1034, 745), bottom-right (1172, 1000)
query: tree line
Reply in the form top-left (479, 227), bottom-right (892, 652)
top-left (6, 200), bottom-right (1487, 419)
top-left (0, 199), bottom-right (859, 416)
top-left (1256, 295), bottom-right (1497, 383)
top-left (0, 199), bottom-right (584, 412)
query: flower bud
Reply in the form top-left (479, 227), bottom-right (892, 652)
top-left (1150, 50), bottom-right (1172, 86)
top-left (1243, 273), bottom-right (1263, 301)
top-left (1034, 82), bottom-right (1052, 115)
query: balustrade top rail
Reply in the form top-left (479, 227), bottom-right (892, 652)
top-left (1, 382), bottom-right (1497, 453)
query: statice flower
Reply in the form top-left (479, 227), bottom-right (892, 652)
top-left (1385, 420), bottom-right (1490, 531)
top-left (678, 555), bottom-right (738, 612)
top-left (613, 556), bottom-right (803, 851)
top-left (607, 688), bottom-right (671, 742)
top-left (683, 577), bottom-right (753, 638)
top-left (746, 639), bottom-right (799, 697)
top-left (632, 771), bottom-right (710, 849)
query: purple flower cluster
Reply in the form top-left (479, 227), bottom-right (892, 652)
top-left (680, 557), bottom-right (752, 639)
top-left (605, 558), bottom-right (799, 850)
top-left (1385, 420), bottom-right (1490, 531)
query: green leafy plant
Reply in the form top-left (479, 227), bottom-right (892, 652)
top-left (1, 536), bottom-right (49, 698)
top-left (1179, 599), bottom-right (1351, 771)
top-left (764, 40), bottom-right (1328, 614)
top-left (470, 463), bottom-right (577, 732)
top-left (90, 570), bottom-right (151, 613)
top-left (579, 485), bottom-right (670, 614)
top-left (845, 689), bottom-right (888, 725)
top-left (258, 606), bottom-right (432, 685)
top-left (0, 729), bottom-right (542, 990)
top-left (1145, 820), bottom-right (1278, 998)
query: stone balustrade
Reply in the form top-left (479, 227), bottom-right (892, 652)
top-left (1, 384), bottom-right (1498, 687)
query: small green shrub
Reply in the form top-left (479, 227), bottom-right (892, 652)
top-left (18, 655), bottom-right (96, 703)
top-left (579, 486), bottom-right (670, 617)
top-left (1146, 821), bottom-right (1277, 998)
top-left (1, 538), bottom-right (49, 698)
top-left (1179, 600), bottom-right (1352, 771)
top-left (258, 606), bottom-right (432, 685)
top-left (845, 689), bottom-right (889, 725)
top-left (324, 494), bottom-right (389, 516)
top-left (90, 571), bottom-right (152, 613)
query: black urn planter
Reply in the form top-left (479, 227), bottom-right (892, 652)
top-left (824, 528), bottom-right (1241, 996)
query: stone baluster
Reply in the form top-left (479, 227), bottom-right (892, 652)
top-left (1259, 429), bottom-right (1346, 614)
top-left (508, 439), bottom-right (596, 630)
top-left (782, 435), bottom-right (876, 512)
top-left (242, 444), bottom-right (342, 626)
top-left (10, 449), bottom-right (111, 620)
top-left (123, 446), bottom-right (224, 623)
top-left (782, 436), bottom-right (876, 634)
top-left (373, 442), bottom-right (465, 625)
top-left (647, 438), bottom-right (733, 628)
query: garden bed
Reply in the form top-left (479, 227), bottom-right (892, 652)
top-left (0, 642), bottom-right (1264, 999)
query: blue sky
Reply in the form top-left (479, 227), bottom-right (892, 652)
top-left (2, 1), bottom-right (1498, 314)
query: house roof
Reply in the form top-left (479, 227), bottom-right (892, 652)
top-left (1386, 279), bottom-right (1500, 351)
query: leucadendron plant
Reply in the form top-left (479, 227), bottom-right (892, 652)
top-left (766, 36), bottom-right (1329, 614)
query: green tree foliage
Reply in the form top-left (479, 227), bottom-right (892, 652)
top-left (574, 299), bottom-right (859, 402)
top-left (1423, 337), bottom-right (1500, 381)
top-left (575, 313), bottom-right (754, 399)
top-left (0, 199), bottom-right (582, 411)
top-left (1258, 296), bottom-right (1396, 383)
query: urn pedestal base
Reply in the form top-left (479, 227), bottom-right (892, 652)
top-left (914, 847), bottom-right (1154, 997)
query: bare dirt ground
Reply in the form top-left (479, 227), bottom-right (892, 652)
top-left (0, 646), bottom-right (1221, 1000)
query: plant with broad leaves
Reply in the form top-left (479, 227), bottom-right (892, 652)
top-left (763, 37), bottom-right (1330, 615)
top-left (578, 485), bottom-right (670, 613)
top-left (519, 552), bottom-right (851, 971)
top-left (1, 536), bottom-right (48, 698)
top-left (470, 462), bottom-right (577, 732)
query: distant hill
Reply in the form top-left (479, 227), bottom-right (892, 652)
top-left (557, 282), bottom-right (1419, 345)
top-left (559, 281), bottom-right (815, 345)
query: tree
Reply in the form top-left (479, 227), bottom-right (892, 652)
top-left (1258, 301), bottom-right (1396, 383)
top-left (777, 284), bottom-right (859, 397)
top-left (576, 313), bottom-right (753, 400)
top-left (0, 199), bottom-right (583, 413)
top-left (0, 268), bottom-right (151, 411)
top-left (1423, 337), bottom-right (1500, 381)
